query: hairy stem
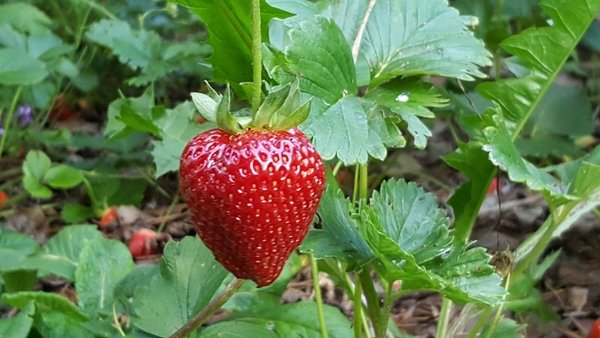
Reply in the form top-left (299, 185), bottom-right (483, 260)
top-left (467, 308), bottom-right (493, 338)
top-left (169, 278), bottom-right (245, 338)
top-left (353, 276), bottom-right (364, 338)
top-left (358, 270), bottom-right (384, 337)
top-left (359, 163), bottom-right (369, 200)
top-left (251, 0), bottom-right (262, 113)
top-left (435, 297), bottom-right (452, 338)
top-left (310, 254), bottom-right (329, 338)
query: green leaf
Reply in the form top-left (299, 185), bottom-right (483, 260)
top-left (366, 77), bottom-right (447, 149)
top-left (300, 186), bottom-right (374, 267)
top-left (150, 100), bottom-right (217, 176)
top-left (366, 77), bottom-right (447, 118)
top-left (361, 0), bottom-right (490, 85)
top-left (75, 239), bottom-right (134, 317)
top-left (22, 175), bottom-right (52, 199)
top-left (0, 302), bottom-right (34, 338)
top-left (366, 109), bottom-right (406, 154)
top-left (271, 0), bottom-right (491, 86)
top-left (23, 225), bottom-right (103, 280)
top-left (265, 16), bottom-right (424, 163)
top-left (133, 237), bottom-right (230, 337)
top-left (2, 292), bottom-right (91, 338)
top-left (151, 135), bottom-right (189, 178)
top-left (443, 142), bottom-right (496, 242)
top-left (61, 204), bottom-right (96, 224)
top-left (104, 87), bottom-right (155, 139)
top-left (516, 135), bottom-right (584, 159)
top-left (200, 321), bottom-right (278, 338)
top-left (569, 162), bottom-right (600, 198)
top-left (23, 150), bottom-right (51, 181)
top-left (0, 230), bottom-right (39, 285)
top-left (266, 17), bottom-right (357, 104)
top-left (2, 270), bottom-right (37, 293)
top-left (482, 114), bottom-right (566, 198)
top-left (523, 83), bottom-right (594, 139)
top-left (370, 180), bottom-right (452, 262)
top-left (3, 292), bottom-right (84, 318)
top-left (43, 165), bottom-right (84, 189)
top-left (169, 0), bottom-right (287, 91)
top-left (22, 150), bottom-right (53, 199)
top-left (478, 0), bottom-right (600, 130)
top-left (446, 0), bottom-right (600, 243)
top-left (366, 179), bottom-right (504, 304)
top-left (118, 103), bottom-right (163, 137)
top-left (0, 48), bottom-right (48, 85)
top-left (0, 229), bottom-right (39, 257)
top-left (515, 162), bottom-right (600, 262)
top-left (86, 19), bottom-right (161, 70)
top-left (302, 96), bottom-right (369, 164)
top-left (114, 264), bottom-right (159, 314)
top-left (480, 318), bottom-right (525, 338)
top-left (215, 293), bottom-right (352, 338)
top-left (0, 3), bottom-right (51, 34)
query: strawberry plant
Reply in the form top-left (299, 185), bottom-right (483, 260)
top-left (1, 0), bottom-right (600, 337)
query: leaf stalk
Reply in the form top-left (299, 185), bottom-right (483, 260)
top-left (168, 278), bottom-right (245, 338)
top-left (310, 254), bottom-right (329, 338)
top-left (251, 0), bottom-right (262, 113)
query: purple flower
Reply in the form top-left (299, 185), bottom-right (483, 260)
top-left (17, 105), bottom-right (33, 126)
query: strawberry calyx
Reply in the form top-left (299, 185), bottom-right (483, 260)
top-left (190, 79), bottom-right (310, 135)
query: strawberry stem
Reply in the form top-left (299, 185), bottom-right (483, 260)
top-left (310, 254), bottom-right (329, 338)
top-left (168, 278), bottom-right (245, 338)
top-left (352, 276), bottom-right (364, 338)
top-left (251, 0), bottom-right (262, 113)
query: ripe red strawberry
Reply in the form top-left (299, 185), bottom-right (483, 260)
top-left (179, 128), bottom-right (325, 286)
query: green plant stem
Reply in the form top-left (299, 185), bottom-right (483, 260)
top-left (310, 254), bottom-right (329, 338)
top-left (81, 0), bottom-right (116, 19)
top-left (359, 163), bottom-right (368, 200)
top-left (332, 161), bottom-right (343, 176)
top-left (358, 270), bottom-right (384, 337)
top-left (251, 0), bottom-right (262, 113)
top-left (169, 278), bottom-right (245, 338)
top-left (0, 86), bottom-right (22, 160)
top-left (512, 205), bottom-right (573, 277)
top-left (352, 164), bottom-right (360, 204)
top-left (483, 274), bottom-right (510, 338)
top-left (466, 308), bottom-right (493, 338)
top-left (381, 286), bottom-right (394, 336)
top-left (353, 276), bottom-right (364, 338)
top-left (112, 304), bottom-right (126, 337)
top-left (435, 297), bottom-right (452, 338)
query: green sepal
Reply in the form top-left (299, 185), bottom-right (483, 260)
top-left (190, 81), bottom-right (220, 123)
top-left (216, 85), bottom-right (244, 134)
top-left (240, 82), bottom-right (256, 102)
top-left (251, 78), bottom-right (310, 131)
top-left (273, 99), bottom-right (310, 130)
